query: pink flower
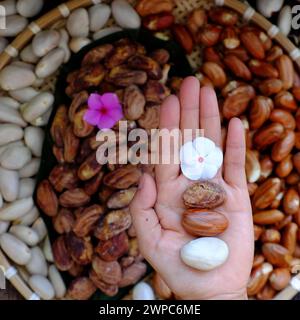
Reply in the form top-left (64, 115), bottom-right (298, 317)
top-left (84, 93), bottom-right (123, 130)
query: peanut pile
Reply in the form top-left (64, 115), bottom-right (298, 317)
top-left (36, 38), bottom-right (173, 300)
top-left (137, 1), bottom-right (300, 299)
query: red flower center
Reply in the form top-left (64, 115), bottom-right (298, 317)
top-left (100, 106), bottom-right (108, 115)
top-left (198, 156), bottom-right (204, 163)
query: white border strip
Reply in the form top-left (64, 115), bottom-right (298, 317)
top-left (243, 7), bottom-right (255, 22)
top-left (4, 45), bottom-right (18, 58)
top-left (4, 266), bottom-right (17, 279)
top-left (290, 48), bottom-right (300, 61)
top-left (29, 293), bottom-right (41, 300)
top-left (58, 4), bottom-right (70, 17)
top-left (28, 22), bottom-right (41, 34)
top-left (215, 0), bottom-right (224, 6)
top-left (267, 25), bottom-right (280, 38)
top-left (290, 277), bottom-right (300, 292)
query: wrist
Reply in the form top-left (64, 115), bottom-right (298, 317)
top-left (206, 291), bottom-right (248, 300)
top-left (177, 289), bottom-right (248, 300)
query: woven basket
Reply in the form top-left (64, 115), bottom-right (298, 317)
top-left (0, 0), bottom-right (300, 300)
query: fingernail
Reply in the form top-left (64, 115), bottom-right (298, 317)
top-left (138, 174), bottom-right (146, 190)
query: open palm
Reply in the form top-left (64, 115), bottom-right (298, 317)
top-left (130, 77), bottom-right (254, 300)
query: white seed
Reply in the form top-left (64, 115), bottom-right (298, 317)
top-left (69, 37), bottom-right (91, 53)
top-left (0, 141), bottom-right (24, 159)
top-left (67, 8), bottom-right (89, 38)
top-left (9, 225), bottom-right (39, 246)
top-left (32, 30), bottom-right (60, 57)
top-left (256, 0), bottom-right (284, 18)
top-left (0, 167), bottom-right (19, 202)
top-left (0, 197), bottom-right (33, 221)
top-left (0, 96), bottom-right (20, 109)
top-left (11, 60), bottom-right (35, 71)
top-left (24, 126), bottom-right (44, 157)
top-left (19, 158), bottom-right (41, 178)
top-left (0, 124), bottom-right (23, 146)
top-left (13, 205), bottom-right (39, 226)
top-left (58, 29), bottom-right (70, 63)
top-left (26, 246), bottom-right (48, 276)
top-left (30, 107), bottom-right (52, 127)
top-left (0, 103), bottom-right (26, 127)
top-left (21, 92), bottom-right (54, 123)
top-left (10, 62), bottom-right (34, 75)
top-left (35, 48), bottom-right (65, 78)
top-left (0, 221), bottom-right (9, 234)
top-left (17, 0), bottom-right (44, 18)
top-left (48, 265), bottom-right (66, 298)
top-left (0, 15), bottom-right (27, 37)
top-left (9, 87), bottom-right (39, 103)
top-left (112, 0), bottom-right (141, 29)
top-left (89, 4), bottom-right (111, 32)
top-left (20, 44), bottom-right (39, 64)
top-left (0, 233), bottom-right (31, 265)
top-left (32, 77), bottom-right (44, 87)
top-left (0, 65), bottom-right (36, 91)
top-left (132, 282), bottom-right (155, 300)
top-left (18, 178), bottom-right (35, 199)
top-left (180, 237), bottom-right (229, 271)
top-left (29, 275), bottom-right (55, 300)
top-left (93, 26), bottom-right (122, 40)
top-left (0, 145), bottom-right (32, 170)
top-left (32, 217), bottom-right (47, 242)
top-left (278, 5), bottom-right (292, 36)
top-left (0, 37), bottom-right (8, 54)
top-left (43, 236), bottom-right (53, 263)
top-left (0, 0), bottom-right (17, 16)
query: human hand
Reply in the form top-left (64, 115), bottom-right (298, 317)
top-left (130, 77), bottom-right (254, 300)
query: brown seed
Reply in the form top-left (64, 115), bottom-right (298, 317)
top-left (283, 189), bottom-right (300, 215)
top-left (182, 209), bottom-right (229, 237)
top-left (247, 263), bottom-right (273, 296)
top-left (260, 229), bottom-right (281, 243)
top-left (183, 181), bottom-right (226, 209)
top-left (252, 178), bottom-right (281, 209)
top-left (36, 180), bottom-right (58, 217)
top-left (262, 243), bottom-right (292, 267)
top-left (253, 210), bottom-right (285, 225)
top-left (269, 268), bottom-right (291, 291)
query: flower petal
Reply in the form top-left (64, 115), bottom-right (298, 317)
top-left (101, 93), bottom-right (121, 109)
top-left (83, 109), bottom-right (101, 126)
top-left (181, 162), bottom-right (204, 181)
top-left (200, 163), bottom-right (219, 180)
top-left (193, 137), bottom-right (215, 157)
top-left (97, 113), bottom-right (121, 130)
top-left (88, 93), bottom-right (103, 110)
top-left (180, 141), bottom-right (198, 166)
top-left (205, 147), bottom-right (223, 170)
top-left (107, 106), bottom-right (124, 122)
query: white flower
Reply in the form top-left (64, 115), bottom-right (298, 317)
top-left (180, 137), bottom-right (223, 181)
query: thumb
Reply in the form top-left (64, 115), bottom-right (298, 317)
top-left (130, 173), bottom-right (162, 258)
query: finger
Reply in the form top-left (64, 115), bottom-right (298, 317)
top-left (180, 76), bottom-right (200, 133)
top-left (159, 95), bottom-right (180, 131)
top-left (156, 94), bottom-right (181, 183)
top-left (199, 86), bottom-right (222, 148)
top-left (224, 118), bottom-right (247, 188)
top-left (130, 174), bottom-right (162, 259)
